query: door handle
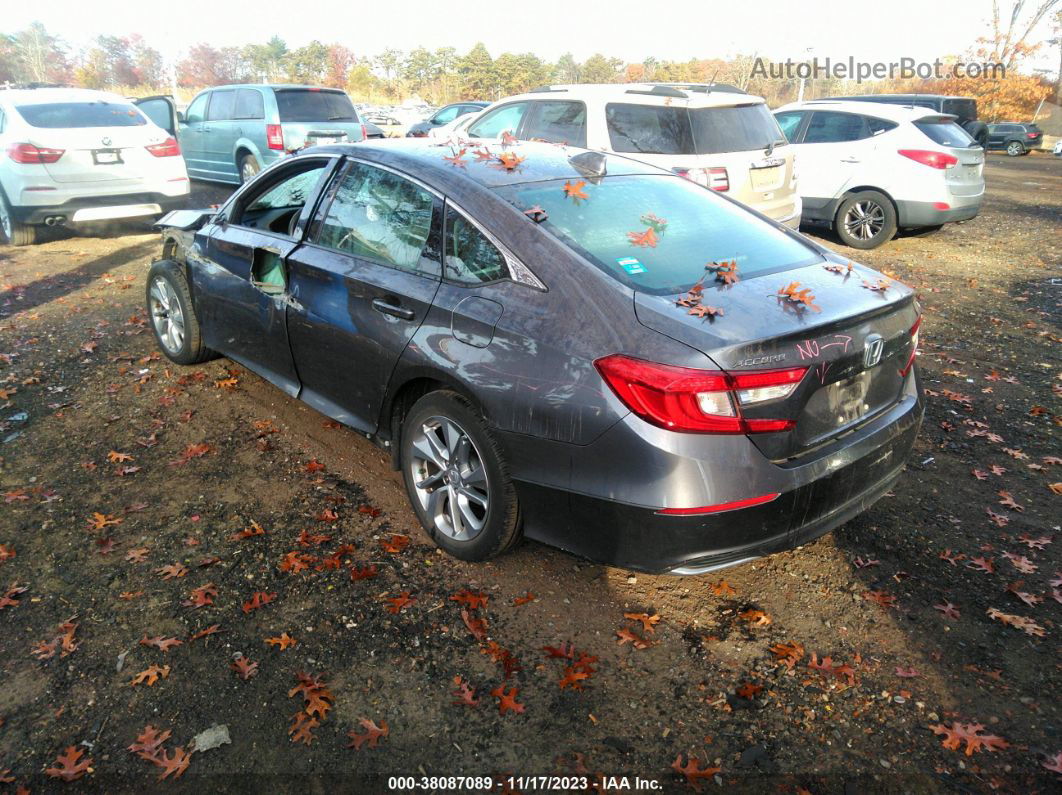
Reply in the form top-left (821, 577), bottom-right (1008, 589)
top-left (371, 298), bottom-right (415, 321)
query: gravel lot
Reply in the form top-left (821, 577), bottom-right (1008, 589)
top-left (0, 151), bottom-right (1059, 792)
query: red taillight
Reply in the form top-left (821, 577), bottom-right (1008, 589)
top-left (656, 493), bottom-right (780, 515)
top-left (7, 142), bottom-right (64, 164)
top-left (898, 149), bottom-right (957, 169)
top-left (706, 167), bottom-right (729, 191)
top-left (594, 354), bottom-right (807, 434)
top-left (266, 124), bottom-right (284, 151)
top-left (360, 123), bottom-right (368, 140)
top-left (146, 137), bottom-right (181, 157)
top-left (1026, 132), bottom-right (1038, 139)
top-left (899, 315), bottom-right (922, 377)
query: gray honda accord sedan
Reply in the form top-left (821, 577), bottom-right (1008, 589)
top-left (147, 138), bottom-right (924, 574)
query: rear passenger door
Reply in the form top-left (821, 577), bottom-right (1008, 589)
top-left (519, 101), bottom-right (587, 147)
top-left (789, 110), bottom-right (871, 202)
top-left (285, 159), bottom-right (443, 432)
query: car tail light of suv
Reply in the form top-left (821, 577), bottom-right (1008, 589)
top-left (898, 149), bottom-right (957, 169)
top-left (7, 143), bottom-right (65, 164)
top-left (1026, 132), bottom-right (1039, 139)
top-left (672, 167), bottom-right (730, 191)
top-left (146, 137), bottom-right (181, 157)
top-left (595, 354), bottom-right (807, 434)
top-left (266, 124), bottom-right (285, 151)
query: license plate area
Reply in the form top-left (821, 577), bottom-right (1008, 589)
top-left (92, 149), bottom-right (123, 165)
top-left (749, 164), bottom-right (783, 191)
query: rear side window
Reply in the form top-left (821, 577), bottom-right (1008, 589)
top-left (605, 103), bottom-right (692, 154)
top-left (15, 102), bottom-right (146, 128)
top-left (501, 175), bottom-right (821, 295)
top-left (688, 104), bottom-right (785, 153)
top-left (312, 161), bottom-right (435, 273)
top-left (275, 90), bottom-right (357, 122)
top-left (234, 89), bottom-right (264, 120)
top-left (915, 121), bottom-right (975, 147)
top-left (444, 209), bottom-right (508, 284)
top-left (803, 112), bottom-right (868, 143)
top-left (865, 116), bottom-right (897, 136)
top-left (432, 105), bottom-right (462, 124)
top-left (468, 103), bottom-right (529, 139)
top-left (774, 111), bottom-right (805, 142)
top-left (522, 101), bottom-right (587, 147)
top-left (207, 91), bottom-right (235, 121)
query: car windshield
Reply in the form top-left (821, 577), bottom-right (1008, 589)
top-left (605, 102), bottom-right (785, 155)
top-left (15, 101), bottom-right (147, 128)
top-left (500, 175), bottom-right (821, 295)
top-left (275, 90), bottom-right (357, 122)
top-left (915, 120), bottom-right (977, 147)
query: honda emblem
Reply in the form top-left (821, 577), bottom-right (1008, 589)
top-left (863, 334), bottom-right (884, 368)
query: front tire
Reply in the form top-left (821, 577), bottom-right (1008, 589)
top-left (1006, 141), bottom-right (1025, 157)
top-left (835, 190), bottom-right (897, 250)
top-left (146, 260), bottom-right (214, 365)
top-left (400, 391), bottom-right (521, 562)
top-left (0, 192), bottom-right (37, 246)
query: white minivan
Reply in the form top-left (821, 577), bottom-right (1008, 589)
top-left (0, 87), bottom-right (188, 245)
top-left (774, 100), bottom-right (984, 249)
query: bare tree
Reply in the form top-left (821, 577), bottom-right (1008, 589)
top-left (989, 0), bottom-right (1061, 68)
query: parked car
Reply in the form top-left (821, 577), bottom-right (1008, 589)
top-left (427, 109), bottom-right (483, 139)
top-left (823, 94), bottom-right (988, 148)
top-left (362, 121), bottom-right (386, 139)
top-left (774, 100), bottom-right (984, 249)
top-left (0, 86), bottom-right (188, 246)
top-left (147, 139), bottom-right (923, 574)
top-left (463, 83), bottom-right (801, 228)
top-left (985, 122), bottom-right (1043, 156)
top-left (1054, 140), bottom-right (1062, 157)
top-left (177, 85), bottom-right (366, 185)
top-left (406, 101), bottom-right (488, 137)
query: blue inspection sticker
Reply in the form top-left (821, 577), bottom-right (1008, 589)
top-left (617, 257), bottom-right (646, 275)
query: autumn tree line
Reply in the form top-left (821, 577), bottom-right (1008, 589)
top-left (1, 5), bottom-right (1059, 121)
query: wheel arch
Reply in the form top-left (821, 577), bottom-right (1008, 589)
top-left (233, 140), bottom-right (263, 170)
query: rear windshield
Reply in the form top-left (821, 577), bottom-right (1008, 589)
top-left (605, 102), bottom-right (784, 155)
top-left (499, 175), bottom-right (820, 295)
top-left (275, 90), bottom-right (358, 123)
top-left (15, 102), bottom-right (147, 128)
top-left (915, 121), bottom-right (976, 147)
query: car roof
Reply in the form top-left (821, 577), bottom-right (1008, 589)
top-left (826, 93), bottom-right (972, 102)
top-left (307, 138), bottom-right (664, 190)
top-left (775, 100), bottom-right (955, 122)
top-left (198, 84), bottom-right (348, 92)
top-left (495, 83), bottom-right (767, 108)
top-left (0, 86), bottom-right (132, 106)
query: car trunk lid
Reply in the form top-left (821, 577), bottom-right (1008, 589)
top-left (33, 126), bottom-right (166, 184)
top-left (634, 263), bottom-right (919, 460)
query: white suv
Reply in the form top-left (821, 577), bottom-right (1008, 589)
top-left (774, 100), bottom-right (985, 249)
top-left (460, 83), bottom-right (801, 228)
top-left (0, 87), bottom-right (189, 245)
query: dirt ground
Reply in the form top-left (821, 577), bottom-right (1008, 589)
top-left (0, 152), bottom-right (1060, 793)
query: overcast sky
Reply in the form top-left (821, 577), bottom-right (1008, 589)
top-left (3, 0), bottom-right (1059, 72)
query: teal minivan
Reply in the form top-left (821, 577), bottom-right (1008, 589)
top-left (178, 85), bottom-right (367, 184)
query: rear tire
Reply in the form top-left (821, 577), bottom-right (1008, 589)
top-left (238, 153), bottom-right (261, 184)
top-left (0, 192), bottom-right (37, 246)
top-left (834, 190), bottom-right (897, 250)
top-left (400, 391), bottom-right (521, 562)
top-left (146, 260), bottom-right (214, 365)
top-left (1006, 141), bottom-right (1025, 157)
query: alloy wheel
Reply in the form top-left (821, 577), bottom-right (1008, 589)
top-left (0, 200), bottom-right (11, 240)
top-left (1007, 141), bottom-right (1023, 156)
top-left (149, 276), bottom-right (186, 354)
top-left (843, 200), bottom-right (886, 241)
top-left (408, 416), bottom-right (489, 541)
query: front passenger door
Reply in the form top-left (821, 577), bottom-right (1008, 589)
top-left (285, 159), bottom-right (443, 432)
top-left (192, 157), bottom-right (337, 395)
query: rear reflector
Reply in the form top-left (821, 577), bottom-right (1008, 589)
top-left (146, 137), bottom-right (181, 157)
top-left (266, 124), bottom-right (285, 151)
top-left (898, 149), bottom-right (957, 169)
top-left (656, 492), bottom-right (780, 515)
top-left (594, 354), bottom-right (806, 434)
top-left (7, 142), bottom-right (64, 164)
top-left (932, 202), bottom-right (950, 211)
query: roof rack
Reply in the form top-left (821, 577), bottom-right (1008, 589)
top-left (625, 85), bottom-right (688, 99)
top-left (648, 82), bottom-right (746, 95)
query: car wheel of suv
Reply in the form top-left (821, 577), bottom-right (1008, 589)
top-left (146, 260), bottom-right (214, 365)
top-left (835, 191), bottom-right (897, 250)
top-left (0, 192), bottom-right (37, 247)
top-left (1006, 141), bottom-right (1025, 157)
top-left (239, 153), bottom-right (261, 184)
top-left (401, 391), bottom-right (521, 562)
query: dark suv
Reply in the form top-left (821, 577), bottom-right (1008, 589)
top-left (824, 94), bottom-right (987, 148)
top-left (986, 122), bottom-right (1043, 156)
top-left (405, 101), bottom-right (488, 137)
